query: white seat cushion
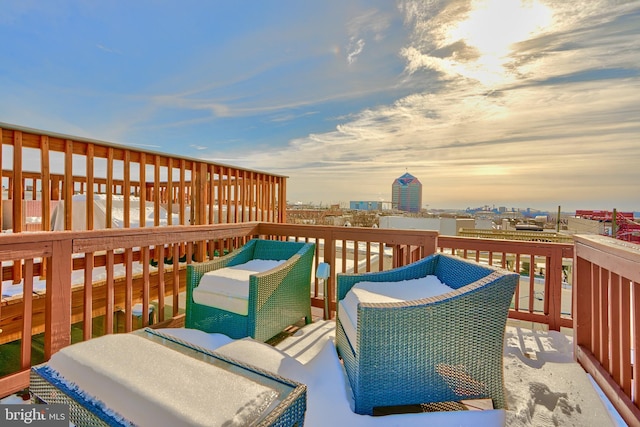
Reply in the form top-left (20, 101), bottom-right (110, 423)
top-left (193, 259), bottom-right (285, 315)
top-left (339, 275), bottom-right (455, 349)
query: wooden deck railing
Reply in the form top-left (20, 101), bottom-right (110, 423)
top-left (3, 222), bottom-right (637, 427)
top-left (0, 122), bottom-right (287, 235)
top-left (574, 234), bottom-right (640, 427)
top-left (438, 236), bottom-right (574, 330)
top-left (0, 222), bottom-right (576, 399)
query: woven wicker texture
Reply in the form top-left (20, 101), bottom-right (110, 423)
top-left (335, 253), bottom-right (518, 415)
top-left (186, 239), bottom-right (315, 342)
top-left (30, 369), bottom-right (131, 426)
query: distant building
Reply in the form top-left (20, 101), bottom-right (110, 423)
top-left (379, 216), bottom-right (474, 236)
top-left (349, 201), bottom-right (391, 211)
top-left (392, 172), bottom-right (422, 213)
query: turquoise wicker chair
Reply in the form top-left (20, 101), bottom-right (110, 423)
top-left (335, 253), bottom-right (518, 415)
top-left (186, 239), bottom-right (315, 342)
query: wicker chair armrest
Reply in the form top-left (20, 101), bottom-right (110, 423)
top-left (248, 243), bottom-right (315, 340)
top-left (248, 242), bottom-right (314, 306)
top-left (249, 256), bottom-right (299, 308)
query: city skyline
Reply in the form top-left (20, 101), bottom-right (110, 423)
top-left (1, 1), bottom-right (639, 212)
top-left (298, 198), bottom-right (637, 217)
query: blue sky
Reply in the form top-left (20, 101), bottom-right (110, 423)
top-left (1, 0), bottom-right (639, 211)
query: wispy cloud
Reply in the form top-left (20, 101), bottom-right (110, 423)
top-left (345, 7), bottom-right (393, 65)
top-left (269, 111), bottom-right (319, 123)
top-left (96, 44), bottom-right (121, 55)
top-left (347, 38), bottom-right (365, 64)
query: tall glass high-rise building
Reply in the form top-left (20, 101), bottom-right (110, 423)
top-left (392, 172), bottom-right (422, 212)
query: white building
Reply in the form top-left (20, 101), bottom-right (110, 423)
top-left (378, 216), bottom-right (476, 236)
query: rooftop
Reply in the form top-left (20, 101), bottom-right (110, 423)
top-left (1, 315), bottom-right (623, 427)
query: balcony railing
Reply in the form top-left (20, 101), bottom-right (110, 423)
top-left (0, 222), bottom-right (568, 391)
top-left (0, 122), bottom-right (287, 235)
top-left (438, 235), bottom-right (574, 330)
top-left (574, 235), bottom-right (640, 427)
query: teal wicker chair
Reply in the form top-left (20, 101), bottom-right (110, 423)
top-left (335, 253), bottom-right (518, 415)
top-left (186, 239), bottom-right (315, 342)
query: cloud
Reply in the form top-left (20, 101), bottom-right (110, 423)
top-left (96, 44), bottom-right (121, 55)
top-left (211, 0), bottom-right (640, 210)
top-left (347, 38), bottom-right (365, 64)
top-left (429, 40), bottom-right (479, 61)
top-left (344, 8), bottom-right (392, 64)
top-left (269, 111), bottom-right (318, 123)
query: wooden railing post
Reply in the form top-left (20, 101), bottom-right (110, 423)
top-left (45, 238), bottom-right (73, 359)
top-left (547, 249), bottom-right (564, 331)
top-left (12, 131), bottom-right (23, 234)
top-left (11, 131), bottom-right (23, 283)
top-left (425, 233), bottom-right (437, 256)
top-left (193, 162), bottom-right (208, 262)
top-left (63, 139), bottom-right (73, 230)
top-left (279, 177), bottom-right (287, 223)
top-left (323, 230), bottom-right (336, 319)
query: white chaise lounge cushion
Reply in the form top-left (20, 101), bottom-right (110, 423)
top-left (338, 275), bottom-right (455, 349)
top-left (192, 259), bottom-right (285, 316)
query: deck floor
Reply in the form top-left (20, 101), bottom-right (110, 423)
top-left (0, 307), bottom-right (621, 426)
top-left (270, 307), bottom-right (620, 427)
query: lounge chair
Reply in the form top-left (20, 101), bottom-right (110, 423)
top-left (335, 253), bottom-right (519, 415)
top-left (186, 238), bottom-right (315, 342)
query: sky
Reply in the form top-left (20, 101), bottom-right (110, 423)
top-left (1, 0), bottom-right (639, 212)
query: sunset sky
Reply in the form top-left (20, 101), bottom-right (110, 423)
top-left (1, 1), bottom-right (639, 211)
